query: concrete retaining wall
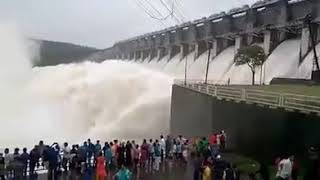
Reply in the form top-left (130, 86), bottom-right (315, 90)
top-left (170, 85), bottom-right (320, 161)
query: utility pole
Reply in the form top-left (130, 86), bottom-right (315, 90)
top-left (306, 14), bottom-right (320, 71)
top-left (184, 47), bottom-right (188, 85)
top-left (204, 42), bottom-right (212, 84)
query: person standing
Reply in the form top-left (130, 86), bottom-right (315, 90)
top-left (62, 142), bottom-right (71, 172)
top-left (133, 145), bottom-right (140, 172)
top-left (140, 140), bottom-right (149, 169)
top-left (95, 141), bottom-right (102, 156)
top-left (88, 139), bottom-right (95, 166)
top-left (160, 135), bottom-right (166, 162)
top-left (177, 135), bottom-right (183, 144)
top-left (191, 152), bottom-right (201, 180)
top-left (198, 137), bottom-right (209, 156)
top-left (223, 163), bottom-right (236, 180)
top-left (103, 143), bottom-right (112, 170)
top-left (276, 156), bottom-right (293, 180)
top-left (44, 145), bottom-right (59, 180)
top-left (0, 153), bottom-right (6, 180)
top-left (165, 135), bottom-right (172, 159)
top-left (117, 142), bottom-right (125, 168)
top-left (202, 161), bottom-right (212, 180)
top-left (38, 141), bottom-right (46, 157)
top-left (113, 140), bottom-right (120, 168)
top-left (20, 148), bottom-right (29, 177)
top-left (4, 148), bottom-right (14, 179)
top-left (214, 155), bottom-right (227, 180)
top-left (153, 142), bottom-right (161, 171)
top-left (182, 141), bottom-right (189, 163)
top-left (114, 165), bottom-right (132, 180)
top-left (96, 152), bottom-right (107, 180)
top-left (217, 134), bottom-right (221, 148)
top-left (176, 142), bottom-right (182, 161)
top-left (78, 143), bottom-right (88, 174)
top-left (148, 139), bottom-right (154, 166)
top-left (209, 133), bottom-right (217, 146)
top-left (29, 146), bottom-right (40, 176)
top-left (110, 142), bottom-right (117, 168)
top-left (173, 140), bottom-right (177, 160)
top-left (12, 148), bottom-right (24, 180)
top-left (81, 141), bottom-right (89, 167)
top-left (220, 131), bottom-right (226, 151)
top-left (209, 133), bottom-right (219, 157)
top-left (125, 141), bottom-right (132, 167)
top-left (304, 146), bottom-right (320, 180)
top-left (0, 153), bottom-right (5, 180)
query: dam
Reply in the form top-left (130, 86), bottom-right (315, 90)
top-left (1, 0), bottom-right (320, 163)
top-left (85, 0), bottom-right (320, 160)
top-left (91, 0), bottom-right (320, 84)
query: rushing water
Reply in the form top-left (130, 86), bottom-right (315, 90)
top-left (0, 25), bottom-right (173, 149)
top-left (0, 23), bottom-right (317, 149)
top-left (138, 39), bottom-right (315, 85)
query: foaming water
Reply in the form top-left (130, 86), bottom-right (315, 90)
top-left (208, 46), bottom-right (236, 84)
top-left (264, 39), bottom-right (300, 83)
top-left (30, 61), bottom-right (173, 143)
top-left (294, 43), bottom-right (320, 79)
top-left (3, 60), bottom-right (173, 149)
top-left (187, 52), bottom-right (208, 80)
top-left (0, 25), bottom-right (173, 149)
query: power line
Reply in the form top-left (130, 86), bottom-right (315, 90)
top-left (143, 0), bottom-right (172, 21)
top-left (171, 0), bottom-right (186, 22)
top-left (135, 0), bottom-right (189, 28)
top-left (159, 0), bottom-right (182, 23)
top-left (167, 0), bottom-right (187, 22)
top-left (134, 0), bottom-right (167, 27)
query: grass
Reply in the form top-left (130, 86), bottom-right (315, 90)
top-left (223, 153), bottom-right (260, 174)
top-left (235, 84), bottom-right (320, 97)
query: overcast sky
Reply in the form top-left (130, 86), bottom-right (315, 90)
top-left (0, 0), bottom-right (257, 49)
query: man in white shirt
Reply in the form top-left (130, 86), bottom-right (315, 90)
top-left (62, 142), bottom-right (71, 171)
top-left (160, 135), bottom-right (166, 162)
top-left (276, 156), bottom-right (294, 180)
top-left (4, 148), bottom-right (13, 178)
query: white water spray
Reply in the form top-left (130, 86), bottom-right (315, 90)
top-left (0, 24), bottom-right (172, 149)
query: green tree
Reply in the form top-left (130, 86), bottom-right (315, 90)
top-left (235, 45), bottom-right (266, 85)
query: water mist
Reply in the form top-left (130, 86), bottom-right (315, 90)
top-left (0, 24), bottom-right (173, 149)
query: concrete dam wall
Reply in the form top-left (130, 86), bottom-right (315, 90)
top-left (170, 84), bottom-right (320, 160)
top-left (92, 0), bottom-right (320, 84)
top-left (100, 0), bottom-right (320, 61)
top-left (106, 39), bottom-right (320, 85)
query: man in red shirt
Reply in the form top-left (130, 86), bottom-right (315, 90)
top-left (209, 133), bottom-right (217, 145)
top-left (208, 133), bottom-right (219, 158)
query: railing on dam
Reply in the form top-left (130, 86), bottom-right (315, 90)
top-left (174, 79), bottom-right (320, 115)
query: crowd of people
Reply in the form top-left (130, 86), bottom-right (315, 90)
top-left (0, 130), bottom-right (231, 180)
top-left (0, 134), bottom-right (194, 180)
top-left (2, 129), bottom-right (316, 180)
top-left (190, 130), bottom-right (242, 180)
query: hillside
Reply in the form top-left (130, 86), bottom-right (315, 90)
top-left (33, 39), bottom-right (100, 66)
